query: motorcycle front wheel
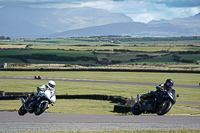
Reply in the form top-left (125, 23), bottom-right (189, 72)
top-left (18, 105), bottom-right (27, 116)
top-left (132, 103), bottom-right (143, 115)
top-left (156, 100), bottom-right (172, 115)
top-left (34, 102), bottom-right (48, 116)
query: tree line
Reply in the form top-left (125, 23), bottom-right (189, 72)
top-left (0, 36), bottom-right (11, 40)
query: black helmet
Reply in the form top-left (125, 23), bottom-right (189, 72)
top-left (165, 79), bottom-right (174, 88)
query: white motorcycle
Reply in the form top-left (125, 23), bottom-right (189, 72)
top-left (18, 89), bottom-right (56, 116)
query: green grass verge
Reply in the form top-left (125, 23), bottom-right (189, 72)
top-left (1, 99), bottom-right (200, 115)
top-left (0, 99), bottom-right (117, 115)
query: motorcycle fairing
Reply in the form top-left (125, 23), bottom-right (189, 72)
top-left (152, 90), bottom-right (176, 111)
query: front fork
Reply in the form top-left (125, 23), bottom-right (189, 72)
top-left (20, 98), bottom-right (25, 104)
top-left (137, 94), bottom-right (141, 106)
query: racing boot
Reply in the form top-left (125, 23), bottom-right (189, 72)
top-left (24, 96), bottom-right (31, 107)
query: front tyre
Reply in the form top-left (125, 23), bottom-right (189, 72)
top-left (34, 102), bottom-right (48, 116)
top-left (18, 105), bottom-right (27, 116)
top-left (156, 100), bottom-right (172, 115)
top-left (132, 103), bottom-right (143, 115)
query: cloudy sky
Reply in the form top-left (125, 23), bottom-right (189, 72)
top-left (0, 0), bottom-right (200, 23)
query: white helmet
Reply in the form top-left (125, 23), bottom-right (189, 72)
top-left (47, 80), bottom-right (56, 90)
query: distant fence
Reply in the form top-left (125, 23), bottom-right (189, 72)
top-left (0, 91), bottom-right (135, 113)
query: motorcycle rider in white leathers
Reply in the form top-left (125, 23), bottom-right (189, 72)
top-left (25, 80), bottom-right (56, 110)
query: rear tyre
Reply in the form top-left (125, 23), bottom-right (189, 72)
top-left (18, 105), bottom-right (27, 116)
top-left (132, 103), bottom-right (143, 115)
top-left (34, 102), bottom-right (48, 116)
top-left (156, 100), bottom-right (172, 115)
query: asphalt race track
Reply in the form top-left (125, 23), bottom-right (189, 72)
top-left (0, 112), bottom-right (200, 132)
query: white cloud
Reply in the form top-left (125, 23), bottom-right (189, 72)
top-left (190, 7), bottom-right (200, 14)
top-left (67, 0), bottom-right (200, 23)
top-left (0, 0), bottom-right (200, 23)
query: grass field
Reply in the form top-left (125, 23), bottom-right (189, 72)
top-left (1, 37), bottom-right (200, 68)
top-left (0, 49), bottom-right (94, 57)
top-left (170, 46), bottom-right (200, 51)
top-left (0, 49), bottom-right (96, 65)
top-left (31, 45), bottom-right (172, 51)
top-left (0, 71), bottom-right (199, 115)
top-left (1, 37), bottom-right (200, 46)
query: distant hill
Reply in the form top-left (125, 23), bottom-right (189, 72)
top-left (0, 5), bottom-right (133, 39)
top-left (48, 21), bottom-right (194, 38)
top-left (148, 12), bottom-right (200, 36)
top-left (149, 13), bottom-right (200, 29)
top-left (49, 12), bottom-right (200, 38)
top-left (0, 14), bottom-right (54, 39)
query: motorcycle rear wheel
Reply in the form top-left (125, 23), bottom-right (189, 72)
top-left (34, 102), bottom-right (48, 116)
top-left (132, 103), bottom-right (143, 115)
top-left (18, 105), bottom-right (27, 116)
top-left (156, 100), bottom-right (172, 115)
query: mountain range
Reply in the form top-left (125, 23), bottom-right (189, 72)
top-left (0, 5), bottom-right (200, 39)
top-left (50, 13), bottom-right (200, 38)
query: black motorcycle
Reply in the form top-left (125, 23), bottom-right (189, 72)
top-left (132, 88), bottom-right (179, 115)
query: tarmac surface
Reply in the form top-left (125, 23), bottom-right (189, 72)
top-left (0, 112), bottom-right (200, 132)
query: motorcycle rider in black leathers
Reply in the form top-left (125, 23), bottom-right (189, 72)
top-left (141, 79), bottom-right (174, 99)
